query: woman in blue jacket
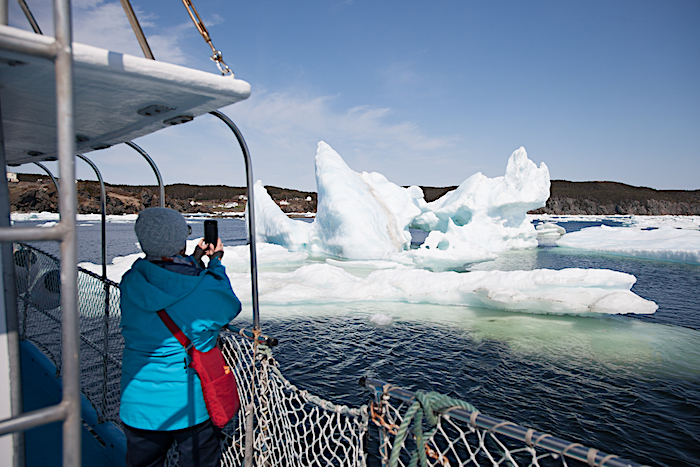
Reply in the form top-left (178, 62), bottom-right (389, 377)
top-left (120, 208), bottom-right (241, 467)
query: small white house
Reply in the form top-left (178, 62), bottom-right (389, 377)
top-left (6, 172), bottom-right (18, 183)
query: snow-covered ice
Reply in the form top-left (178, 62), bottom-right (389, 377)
top-left (11, 212), bottom-right (139, 223)
top-left (557, 225), bottom-right (700, 264)
top-left (221, 259), bottom-right (657, 316)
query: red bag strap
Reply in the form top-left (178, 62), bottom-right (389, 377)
top-left (157, 309), bottom-right (194, 353)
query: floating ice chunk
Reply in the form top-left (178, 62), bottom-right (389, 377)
top-left (369, 314), bottom-right (393, 326)
top-left (557, 225), bottom-right (700, 264)
top-left (589, 292), bottom-right (658, 315)
top-left (226, 264), bottom-right (657, 316)
top-left (626, 215), bottom-right (700, 230)
top-left (10, 212), bottom-right (59, 221)
top-left (536, 222), bottom-right (566, 247)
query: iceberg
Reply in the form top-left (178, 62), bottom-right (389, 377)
top-left (241, 142), bottom-right (655, 315)
top-left (254, 142), bottom-right (549, 269)
top-left (536, 222), bottom-right (567, 247)
top-left (252, 181), bottom-right (313, 251)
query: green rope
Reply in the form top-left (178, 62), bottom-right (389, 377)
top-left (387, 391), bottom-right (478, 467)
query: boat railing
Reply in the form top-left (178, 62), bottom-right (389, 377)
top-left (0, 1), bottom-right (82, 465)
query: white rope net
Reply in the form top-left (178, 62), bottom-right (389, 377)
top-left (216, 332), bottom-right (369, 467)
top-left (367, 387), bottom-right (646, 467)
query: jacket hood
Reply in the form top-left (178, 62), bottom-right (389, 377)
top-left (119, 258), bottom-right (210, 311)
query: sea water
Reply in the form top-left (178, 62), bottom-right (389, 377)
top-left (16, 216), bottom-right (700, 467)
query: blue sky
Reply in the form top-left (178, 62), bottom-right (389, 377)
top-left (8, 0), bottom-right (700, 191)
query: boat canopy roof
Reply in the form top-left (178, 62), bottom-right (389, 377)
top-left (0, 25), bottom-right (251, 165)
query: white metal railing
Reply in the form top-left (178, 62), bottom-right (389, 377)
top-left (0, 2), bottom-right (81, 467)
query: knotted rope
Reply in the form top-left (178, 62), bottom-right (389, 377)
top-left (387, 391), bottom-right (478, 467)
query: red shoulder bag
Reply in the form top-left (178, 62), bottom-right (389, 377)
top-left (157, 310), bottom-right (241, 428)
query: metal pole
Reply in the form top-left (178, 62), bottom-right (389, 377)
top-left (118, 0), bottom-right (154, 60)
top-left (0, 27), bottom-right (56, 59)
top-left (0, 94), bottom-right (26, 467)
top-left (75, 154), bottom-right (106, 280)
top-left (33, 161), bottom-right (59, 192)
top-left (1, 0), bottom-right (7, 25)
top-left (17, 0), bottom-right (43, 34)
top-left (75, 154), bottom-right (110, 420)
top-left (125, 141), bottom-right (165, 207)
top-left (54, 0), bottom-right (81, 465)
top-left (208, 111), bottom-right (260, 330)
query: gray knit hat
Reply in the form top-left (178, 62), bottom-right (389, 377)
top-left (135, 208), bottom-right (190, 257)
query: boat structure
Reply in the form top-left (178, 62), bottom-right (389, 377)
top-left (0, 1), bottom-right (649, 466)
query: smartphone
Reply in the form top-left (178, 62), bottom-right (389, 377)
top-left (204, 220), bottom-right (218, 245)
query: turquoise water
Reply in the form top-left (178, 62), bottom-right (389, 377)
top-left (19, 217), bottom-right (700, 467)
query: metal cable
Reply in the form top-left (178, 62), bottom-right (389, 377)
top-left (181, 0), bottom-right (234, 76)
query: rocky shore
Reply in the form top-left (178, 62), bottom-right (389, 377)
top-left (7, 174), bottom-right (700, 216)
top-left (529, 180), bottom-right (700, 216)
top-left (8, 174), bottom-right (316, 215)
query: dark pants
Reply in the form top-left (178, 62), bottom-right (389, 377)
top-left (124, 420), bottom-right (222, 467)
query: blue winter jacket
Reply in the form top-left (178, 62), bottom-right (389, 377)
top-left (119, 257), bottom-right (241, 430)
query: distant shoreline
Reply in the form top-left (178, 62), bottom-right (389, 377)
top-left (8, 173), bottom-right (700, 216)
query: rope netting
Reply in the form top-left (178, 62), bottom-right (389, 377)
top-left (212, 334), bottom-right (369, 467)
top-left (13, 243), bottom-right (646, 467)
top-left (364, 382), bottom-right (648, 467)
top-left (14, 243), bottom-right (124, 423)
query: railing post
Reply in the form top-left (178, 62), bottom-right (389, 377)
top-left (75, 155), bottom-right (106, 280)
top-left (75, 154), bottom-right (110, 421)
top-left (207, 111), bottom-right (260, 330)
top-left (125, 141), bottom-right (165, 208)
top-left (0, 0), bottom-right (7, 25)
top-left (0, 94), bottom-right (26, 467)
top-left (33, 162), bottom-right (60, 194)
top-left (55, 0), bottom-right (82, 464)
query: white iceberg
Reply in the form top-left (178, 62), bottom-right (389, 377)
top-left (254, 142), bottom-right (549, 269)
